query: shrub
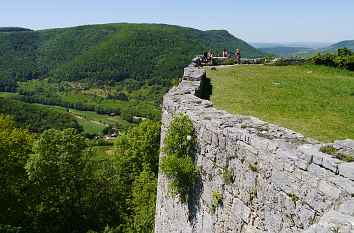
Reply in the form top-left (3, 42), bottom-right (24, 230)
top-left (309, 53), bottom-right (337, 67)
top-left (319, 145), bottom-right (337, 155)
top-left (171, 78), bottom-right (182, 87)
top-left (160, 112), bottom-right (198, 203)
top-left (334, 55), bottom-right (354, 71)
top-left (337, 47), bottom-right (353, 57)
top-left (308, 47), bottom-right (354, 71)
top-left (273, 60), bottom-right (289, 66)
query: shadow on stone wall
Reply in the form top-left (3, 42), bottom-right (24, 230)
top-left (187, 147), bottom-right (204, 224)
top-left (187, 174), bottom-right (203, 224)
top-left (200, 76), bottom-right (212, 100)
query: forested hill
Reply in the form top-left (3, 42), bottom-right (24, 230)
top-left (0, 23), bottom-right (267, 86)
top-left (327, 40), bottom-right (354, 51)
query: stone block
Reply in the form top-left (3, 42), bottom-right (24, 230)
top-left (297, 144), bottom-right (315, 163)
top-left (296, 158), bottom-right (310, 171)
top-left (318, 180), bottom-right (342, 199)
top-left (294, 204), bottom-right (316, 229)
top-left (218, 134), bottom-right (226, 151)
top-left (329, 175), bottom-right (354, 194)
top-left (317, 210), bottom-right (354, 233)
top-left (338, 199), bottom-right (354, 216)
top-left (338, 163), bottom-right (354, 181)
top-left (302, 224), bottom-right (330, 233)
top-left (271, 170), bottom-right (298, 194)
top-left (264, 207), bottom-right (284, 232)
top-left (308, 163), bottom-right (328, 178)
top-left (232, 198), bottom-right (250, 222)
top-left (322, 156), bottom-right (339, 173)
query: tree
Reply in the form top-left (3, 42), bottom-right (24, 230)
top-left (0, 114), bottom-right (35, 230)
top-left (25, 128), bottom-right (97, 233)
top-left (337, 46), bottom-right (353, 57)
top-left (109, 119), bottom-right (161, 232)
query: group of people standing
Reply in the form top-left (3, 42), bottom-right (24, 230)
top-left (202, 48), bottom-right (241, 64)
top-left (223, 48), bottom-right (241, 64)
top-left (202, 51), bottom-right (214, 62)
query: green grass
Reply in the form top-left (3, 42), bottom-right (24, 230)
top-left (33, 103), bottom-right (69, 112)
top-left (93, 145), bottom-right (112, 161)
top-left (18, 79), bottom-right (50, 91)
top-left (75, 117), bottom-right (106, 135)
top-left (70, 109), bottom-right (131, 128)
top-left (0, 92), bottom-right (19, 98)
top-left (207, 64), bottom-right (354, 142)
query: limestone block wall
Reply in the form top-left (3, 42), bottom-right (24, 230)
top-left (154, 58), bottom-right (354, 233)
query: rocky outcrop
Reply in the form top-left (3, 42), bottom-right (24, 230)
top-left (155, 57), bottom-right (354, 233)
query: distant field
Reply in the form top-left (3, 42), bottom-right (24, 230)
top-left (206, 64), bottom-right (354, 142)
top-left (33, 103), bottom-right (69, 112)
top-left (17, 78), bottom-right (161, 121)
top-left (0, 92), bottom-right (18, 98)
top-left (70, 109), bottom-right (131, 128)
top-left (31, 103), bottom-right (109, 135)
top-left (75, 117), bottom-right (106, 135)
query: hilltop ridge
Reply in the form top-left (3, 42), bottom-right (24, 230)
top-left (0, 23), bottom-right (268, 86)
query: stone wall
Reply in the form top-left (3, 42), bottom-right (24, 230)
top-left (155, 58), bottom-right (354, 233)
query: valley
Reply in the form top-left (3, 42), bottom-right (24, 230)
top-left (0, 22), bottom-right (353, 233)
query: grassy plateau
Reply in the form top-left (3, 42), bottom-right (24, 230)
top-left (206, 64), bottom-right (354, 142)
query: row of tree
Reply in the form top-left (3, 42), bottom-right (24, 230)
top-left (11, 91), bottom-right (160, 122)
top-left (0, 98), bottom-right (82, 134)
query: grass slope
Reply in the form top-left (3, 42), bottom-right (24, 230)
top-left (207, 64), bottom-right (354, 142)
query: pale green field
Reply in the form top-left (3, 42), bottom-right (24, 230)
top-left (0, 92), bottom-right (18, 98)
top-left (75, 117), bottom-right (106, 135)
top-left (206, 64), bottom-right (354, 142)
top-left (70, 109), bottom-right (131, 128)
top-left (33, 103), bottom-right (69, 112)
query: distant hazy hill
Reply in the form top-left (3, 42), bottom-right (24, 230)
top-left (0, 23), bottom-right (267, 85)
top-left (260, 40), bottom-right (354, 57)
top-left (260, 47), bottom-right (308, 57)
top-left (325, 40), bottom-right (354, 51)
top-left (250, 42), bottom-right (333, 49)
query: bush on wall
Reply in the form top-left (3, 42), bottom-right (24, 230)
top-left (160, 112), bottom-right (198, 203)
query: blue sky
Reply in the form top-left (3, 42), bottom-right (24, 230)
top-left (1, 0), bottom-right (353, 43)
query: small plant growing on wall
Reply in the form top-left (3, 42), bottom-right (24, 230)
top-left (160, 112), bottom-right (198, 203)
top-left (223, 167), bottom-right (234, 183)
top-left (210, 190), bottom-right (222, 213)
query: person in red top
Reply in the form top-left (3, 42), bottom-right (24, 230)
top-left (236, 49), bottom-right (241, 64)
